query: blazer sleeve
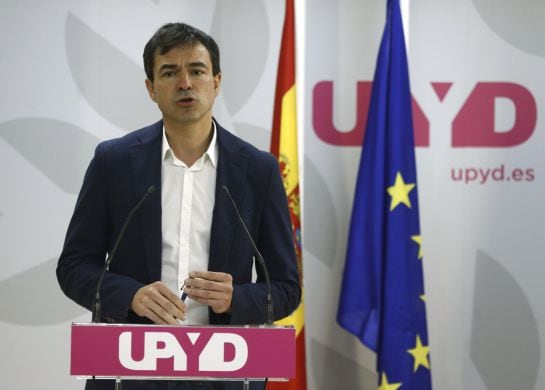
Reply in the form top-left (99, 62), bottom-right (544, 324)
top-left (56, 142), bottom-right (145, 322)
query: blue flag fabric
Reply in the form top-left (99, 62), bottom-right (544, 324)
top-left (337, 0), bottom-right (432, 389)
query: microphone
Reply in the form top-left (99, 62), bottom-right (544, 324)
top-left (222, 185), bottom-right (273, 325)
top-left (92, 185), bottom-right (156, 323)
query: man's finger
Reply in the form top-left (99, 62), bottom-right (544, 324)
top-left (155, 282), bottom-right (187, 310)
top-left (132, 282), bottom-right (187, 324)
top-left (189, 271), bottom-right (232, 282)
top-left (185, 286), bottom-right (229, 300)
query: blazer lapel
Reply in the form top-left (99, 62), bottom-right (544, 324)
top-left (131, 121), bottom-right (163, 282)
top-left (209, 125), bottom-right (249, 272)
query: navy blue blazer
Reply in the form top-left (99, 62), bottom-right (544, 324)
top-left (57, 119), bottom-right (301, 325)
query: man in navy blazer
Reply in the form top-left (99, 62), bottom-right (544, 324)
top-left (57, 22), bottom-right (300, 390)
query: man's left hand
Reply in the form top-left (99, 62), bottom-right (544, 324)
top-left (183, 271), bottom-right (233, 314)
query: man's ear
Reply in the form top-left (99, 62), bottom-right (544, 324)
top-left (214, 73), bottom-right (222, 96)
top-left (145, 79), bottom-right (156, 102)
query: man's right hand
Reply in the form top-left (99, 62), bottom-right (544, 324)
top-left (131, 281), bottom-right (187, 325)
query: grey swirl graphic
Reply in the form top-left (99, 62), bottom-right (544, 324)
top-left (0, 118), bottom-right (99, 194)
top-left (471, 250), bottom-right (540, 390)
top-left (311, 338), bottom-right (376, 389)
top-left (472, 0), bottom-right (545, 57)
top-left (0, 258), bottom-right (86, 325)
top-left (211, 0), bottom-right (270, 116)
top-left (65, 13), bottom-right (159, 132)
top-left (233, 121), bottom-right (270, 151)
top-left (304, 157), bottom-right (338, 267)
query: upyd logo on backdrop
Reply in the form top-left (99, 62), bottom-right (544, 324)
top-left (312, 81), bottom-right (537, 185)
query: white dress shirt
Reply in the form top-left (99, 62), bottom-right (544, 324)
top-left (160, 123), bottom-right (218, 325)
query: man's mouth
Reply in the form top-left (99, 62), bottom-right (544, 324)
top-left (177, 97), bottom-right (195, 103)
top-left (175, 96), bottom-right (197, 107)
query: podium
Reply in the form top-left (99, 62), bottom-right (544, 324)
top-left (70, 323), bottom-right (295, 388)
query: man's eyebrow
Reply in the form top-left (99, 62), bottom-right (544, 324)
top-left (157, 61), bottom-right (209, 73)
top-left (158, 63), bottom-right (179, 73)
top-left (187, 61), bottom-right (209, 69)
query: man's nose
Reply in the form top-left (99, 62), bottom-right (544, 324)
top-left (176, 72), bottom-right (192, 90)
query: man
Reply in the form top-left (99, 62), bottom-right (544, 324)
top-left (57, 22), bottom-right (301, 390)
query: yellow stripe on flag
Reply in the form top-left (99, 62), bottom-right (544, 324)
top-left (278, 85), bottom-right (298, 195)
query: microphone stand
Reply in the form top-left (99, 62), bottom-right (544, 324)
top-left (90, 185), bottom-right (155, 390)
top-left (222, 185), bottom-right (273, 325)
top-left (92, 185), bottom-right (155, 323)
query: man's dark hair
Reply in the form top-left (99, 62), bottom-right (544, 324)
top-left (143, 23), bottom-right (221, 81)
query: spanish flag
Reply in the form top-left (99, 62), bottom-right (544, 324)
top-left (268, 0), bottom-right (307, 389)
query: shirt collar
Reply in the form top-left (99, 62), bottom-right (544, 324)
top-left (161, 121), bottom-right (218, 168)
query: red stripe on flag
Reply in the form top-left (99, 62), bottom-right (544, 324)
top-left (271, 0), bottom-right (295, 158)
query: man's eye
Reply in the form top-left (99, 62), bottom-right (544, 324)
top-left (192, 69), bottom-right (204, 76)
top-left (162, 71), bottom-right (175, 78)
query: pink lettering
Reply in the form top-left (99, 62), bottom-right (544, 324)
top-left (452, 82), bottom-right (536, 147)
top-left (312, 81), bottom-right (429, 147)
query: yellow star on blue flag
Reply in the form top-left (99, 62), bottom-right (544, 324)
top-left (387, 172), bottom-right (415, 211)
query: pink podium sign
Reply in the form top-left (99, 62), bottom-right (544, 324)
top-left (70, 323), bottom-right (295, 379)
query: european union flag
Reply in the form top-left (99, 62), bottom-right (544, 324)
top-left (337, 0), bottom-right (432, 389)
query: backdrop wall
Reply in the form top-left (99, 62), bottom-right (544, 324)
top-left (0, 1), bottom-right (543, 389)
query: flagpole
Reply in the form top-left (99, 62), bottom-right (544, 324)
top-left (295, 0), bottom-right (306, 193)
top-left (401, 0), bottom-right (410, 52)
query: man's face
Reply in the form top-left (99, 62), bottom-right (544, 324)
top-left (145, 43), bottom-right (221, 129)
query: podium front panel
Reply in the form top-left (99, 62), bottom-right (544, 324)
top-left (70, 323), bottom-right (295, 380)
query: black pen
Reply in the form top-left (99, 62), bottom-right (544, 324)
top-left (180, 283), bottom-right (188, 301)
